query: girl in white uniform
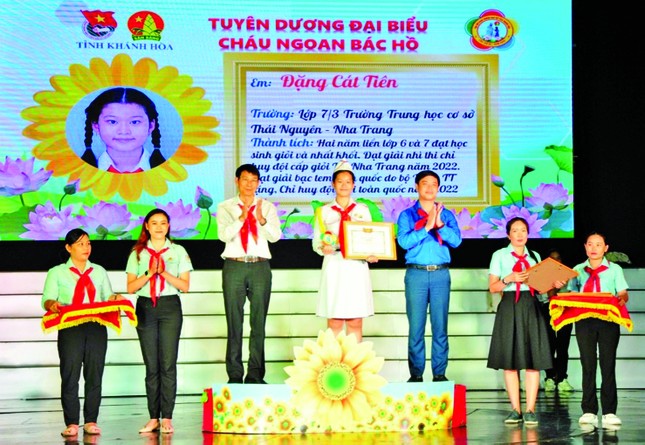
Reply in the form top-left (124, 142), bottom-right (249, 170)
top-left (312, 160), bottom-right (378, 341)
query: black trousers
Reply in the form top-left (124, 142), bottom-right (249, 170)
top-left (539, 302), bottom-right (573, 382)
top-left (575, 318), bottom-right (620, 415)
top-left (58, 322), bottom-right (107, 426)
top-left (222, 260), bottom-right (272, 381)
top-left (136, 295), bottom-right (183, 419)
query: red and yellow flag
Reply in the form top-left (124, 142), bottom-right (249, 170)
top-left (549, 292), bottom-right (632, 332)
top-left (42, 300), bottom-right (137, 334)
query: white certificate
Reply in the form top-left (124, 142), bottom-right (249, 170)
top-left (343, 221), bottom-right (397, 260)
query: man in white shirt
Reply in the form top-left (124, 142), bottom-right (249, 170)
top-left (216, 164), bottom-right (282, 384)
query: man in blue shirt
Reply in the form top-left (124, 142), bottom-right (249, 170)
top-left (397, 170), bottom-right (462, 382)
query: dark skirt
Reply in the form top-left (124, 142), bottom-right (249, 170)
top-left (487, 290), bottom-right (553, 371)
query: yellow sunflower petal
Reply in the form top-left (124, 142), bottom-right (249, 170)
top-left (327, 399), bottom-right (347, 425)
top-left (355, 355), bottom-right (385, 374)
top-left (69, 63), bottom-right (105, 93)
top-left (109, 53), bottom-right (135, 86)
top-left (354, 372), bottom-right (387, 392)
top-left (345, 389), bottom-right (372, 421)
top-left (172, 143), bottom-right (209, 164)
top-left (132, 57), bottom-right (158, 87)
top-left (142, 172), bottom-right (169, 196)
top-left (117, 173), bottom-right (145, 201)
top-left (147, 65), bottom-right (180, 93)
top-left (21, 105), bottom-right (70, 121)
top-left (50, 75), bottom-right (88, 99)
top-left (89, 57), bottom-right (112, 85)
top-left (343, 341), bottom-right (375, 368)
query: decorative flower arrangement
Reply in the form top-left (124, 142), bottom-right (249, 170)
top-left (284, 329), bottom-right (387, 426)
top-left (206, 329), bottom-right (457, 434)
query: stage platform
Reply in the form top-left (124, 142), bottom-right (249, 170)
top-left (1, 389), bottom-right (643, 444)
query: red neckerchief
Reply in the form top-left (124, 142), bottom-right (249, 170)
top-left (583, 265), bottom-right (608, 292)
top-left (331, 203), bottom-right (356, 258)
top-left (414, 205), bottom-right (443, 245)
top-left (239, 204), bottom-right (259, 253)
top-left (69, 267), bottom-right (96, 305)
top-left (145, 247), bottom-right (170, 307)
top-left (107, 165), bottom-right (144, 174)
top-left (511, 251), bottom-right (534, 303)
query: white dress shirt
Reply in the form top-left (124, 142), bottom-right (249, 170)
top-left (216, 196), bottom-right (282, 259)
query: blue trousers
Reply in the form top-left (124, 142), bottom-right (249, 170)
top-left (405, 267), bottom-right (451, 378)
top-left (136, 295), bottom-right (183, 419)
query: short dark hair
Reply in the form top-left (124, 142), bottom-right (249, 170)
top-left (585, 231), bottom-right (607, 244)
top-left (236, 163), bottom-right (261, 181)
top-left (415, 170), bottom-right (440, 185)
top-left (332, 169), bottom-right (355, 182)
top-left (65, 228), bottom-right (89, 246)
top-left (505, 217), bottom-right (529, 235)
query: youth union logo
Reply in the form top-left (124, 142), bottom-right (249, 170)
top-left (81, 9), bottom-right (117, 40)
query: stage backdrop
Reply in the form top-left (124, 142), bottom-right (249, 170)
top-left (0, 0), bottom-right (572, 244)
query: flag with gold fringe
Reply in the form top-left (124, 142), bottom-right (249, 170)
top-left (42, 300), bottom-right (137, 334)
top-left (549, 292), bottom-right (632, 332)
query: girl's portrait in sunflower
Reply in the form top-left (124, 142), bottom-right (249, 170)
top-left (77, 87), bottom-right (177, 174)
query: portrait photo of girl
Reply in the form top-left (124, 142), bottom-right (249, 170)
top-left (68, 87), bottom-right (182, 174)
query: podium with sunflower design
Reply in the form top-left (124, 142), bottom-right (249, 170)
top-left (202, 330), bottom-right (466, 434)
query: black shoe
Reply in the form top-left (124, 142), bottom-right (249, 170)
top-left (227, 377), bottom-right (243, 384)
top-left (433, 375), bottom-right (448, 382)
top-left (244, 377), bottom-right (267, 384)
top-left (407, 375), bottom-right (423, 383)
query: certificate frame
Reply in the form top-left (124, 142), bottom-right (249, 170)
top-left (343, 221), bottom-right (397, 261)
top-left (526, 257), bottom-right (578, 294)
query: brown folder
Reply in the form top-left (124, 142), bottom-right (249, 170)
top-left (526, 257), bottom-right (578, 294)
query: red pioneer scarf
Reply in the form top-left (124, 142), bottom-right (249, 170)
top-left (414, 206), bottom-right (443, 245)
top-left (583, 265), bottom-right (608, 292)
top-left (239, 204), bottom-right (259, 253)
top-left (146, 247), bottom-right (169, 307)
top-left (69, 267), bottom-right (96, 305)
top-left (107, 166), bottom-right (144, 174)
top-left (331, 203), bottom-right (356, 258)
top-left (511, 251), bottom-right (535, 303)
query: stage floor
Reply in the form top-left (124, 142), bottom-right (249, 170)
top-left (0, 389), bottom-right (642, 444)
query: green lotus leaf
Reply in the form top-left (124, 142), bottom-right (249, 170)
top-left (545, 145), bottom-right (573, 173)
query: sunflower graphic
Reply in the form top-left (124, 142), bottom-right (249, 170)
top-left (22, 53), bottom-right (219, 201)
top-left (284, 329), bottom-right (387, 427)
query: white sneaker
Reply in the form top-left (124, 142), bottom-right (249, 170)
top-left (544, 378), bottom-right (556, 392)
top-left (602, 413), bottom-right (622, 426)
top-left (558, 379), bottom-right (574, 392)
top-left (579, 413), bottom-right (598, 426)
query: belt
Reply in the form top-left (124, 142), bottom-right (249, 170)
top-left (406, 263), bottom-right (449, 271)
top-left (227, 256), bottom-right (268, 263)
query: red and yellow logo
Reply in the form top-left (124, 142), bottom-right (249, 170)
top-left (465, 9), bottom-right (518, 51)
top-left (127, 11), bottom-right (164, 41)
top-left (81, 9), bottom-right (117, 40)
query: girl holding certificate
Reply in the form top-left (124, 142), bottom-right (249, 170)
top-left (42, 228), bottom-right (123, 437)
top-left (568, 231), bottom-right (629, 428)
top-left (486, 217), bottom-right (565, 425)
top-left (312, 160), bottom-right (377, 342)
